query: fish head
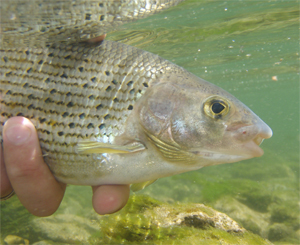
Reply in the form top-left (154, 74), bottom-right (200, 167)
top-left (137, 72), bottom-right (273, 167)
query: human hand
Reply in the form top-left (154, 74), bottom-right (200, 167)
top-left (0, 116), bottom-right (130, 216)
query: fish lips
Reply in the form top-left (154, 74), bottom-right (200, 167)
top-left (225, 122), bottom-right (273, 158)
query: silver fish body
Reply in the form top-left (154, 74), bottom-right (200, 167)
top-left (0, 40), bottom-right (272, 186)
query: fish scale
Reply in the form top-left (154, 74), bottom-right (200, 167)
top-left (0, 40), bottom-right (181, 181)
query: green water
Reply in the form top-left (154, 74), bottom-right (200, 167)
top-left (1, 0), bottom-right (299, 244)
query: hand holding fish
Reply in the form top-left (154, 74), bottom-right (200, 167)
top-left (0, 117), bottom-right (129, 216)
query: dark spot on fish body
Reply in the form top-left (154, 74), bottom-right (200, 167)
top-left (6, 90), bottom-right (12, 95)
top-left (66, 92), bottom-right (72, 97)
top-left (127, 81), bottom-right (133, 86)
top-left (87, 123), bottom-right (94, 129)
top-left (91, 77), bottom-right (96, 83)
top-left (143, 82), bottom-right (149, 87)
top-left (26, 68), bottom-right (32, 73)
top-left (48, 53), bottom-right (54, 57)
top-left (25, 50), bottom-right (30, 55)
top-left (128, 105), bottom-right (133, 110)
top-left (27, 104), bottom-right (34, 110)
top-left (99, 3), bottom-right (103, 7)
top-left (96, 104), bottom-right (103, 110)
top-left (64, 55), bottom-right (71, 60)
top-left (113, 97), bottom-right (119, 103)
top-left (27, 94), bottom-right (34, 99)
top-left (5, 71), bottom-right (12, 77)
top-left (1, 112), bottom-right (9, 117)
top-left (105, 71), bottom-right (110, 76)
top-left (62, 112), bottom-right (69, 118)
top-left (50, 89), bottom-right (57, 94)
top-left (60, 73), bottom-right (68, 79)
top-left (85, 13), bottom-right (91, 20)
top-left (39, 117), bottom-right (47, 123)
top-left (99, 123), bottom-right (105, 130)
top-left (58, 131), bottom-right (64, 136)
top-left (100, 15), bottom-right (105, 21)
top-left (104, 114), bottom-right (110, 120)
top-left (112, 79), bottom-right (117, 85)
top-left (106, 86), bottom-right (112, 92)
top-left (69, 123), bottom-right (75, 128)
top-left (130, 88), bottom-right (135, 94)
top-left (16, 113), bottom-right (24, 116)
top-left (78, 67), bottom-right (84, 72)
top-left (44, 78), bottom-right (50, 84)
top-left (44, 98), bottom-right (53, 103)
top-left (79, 113), bottom-right (86, 119)
top-left (67, 102), bottom-right (74, 107)
top-left (38, 60), bottom-right (44, 64)
top-left (82, 83), bottom-right (88, 88)
top-left (88, 95), bottom-right (95, 100)
top-left (23, 83), bottom-right (29, 88)
top-left (3, 56), bottom-right (8, 62)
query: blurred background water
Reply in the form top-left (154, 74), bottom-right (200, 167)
top-left (1, 0), bottom-right (299, 244)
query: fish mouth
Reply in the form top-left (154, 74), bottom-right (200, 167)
top-left (236, 123), bottom-right (273, 157)
top-left (243, 138), bottom-right (265, 157)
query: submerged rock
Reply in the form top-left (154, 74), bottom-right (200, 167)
top-left (30, 194), bottom-right (272, 244)
top-left (4, 235), bottom-right (29, 245)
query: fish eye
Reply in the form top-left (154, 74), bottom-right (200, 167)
top-left (203, 96), bottom-right (230, 119)
top-left (211, 102), bottom-right (225, 114)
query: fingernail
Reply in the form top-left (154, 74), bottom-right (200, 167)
top-left (5, 124), bottom-right (32, 146)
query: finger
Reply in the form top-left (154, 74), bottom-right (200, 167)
top-left (92, 184), bottom-right (130, 215)
top-left (0, 144), bottom-right (13, 197)
top-left (3, 117), bottom-right (66, 216)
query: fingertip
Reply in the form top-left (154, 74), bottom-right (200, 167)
top-left (92, 185), bottom-right (130, 215)
top-left (3, 117), bottom-right (35, 145)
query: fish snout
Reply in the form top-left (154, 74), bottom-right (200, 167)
top-left (227, 120), bottom-right (272, 143)
top-left (253, 122), bottom-right (273, 146)
top-left (226, 120), bottom-right (272, 158)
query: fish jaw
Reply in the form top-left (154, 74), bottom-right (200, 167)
top-left (180, 118), bottom-right (272, 167)
top-left (217, 112), bottom-right (273, 159)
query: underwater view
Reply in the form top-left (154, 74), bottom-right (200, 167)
top-left (1, 0), bottom-right (299, 244)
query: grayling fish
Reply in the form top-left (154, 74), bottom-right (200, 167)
top-left (0, 0), bottom-right (272, 191)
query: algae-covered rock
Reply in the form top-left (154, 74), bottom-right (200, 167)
top-left (88, 194), bottom-right (272, 245)
top-left (4, 235), bottom-right (29, 245)
top-left (28, 195), bottom-right (272, 244)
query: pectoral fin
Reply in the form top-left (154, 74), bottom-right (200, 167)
top-left (131, 179), bottom-right (158, 192)
top-left (77, 141), bottom-right (146, 154)
top-left (146, 133), bottom-right (196, 164)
